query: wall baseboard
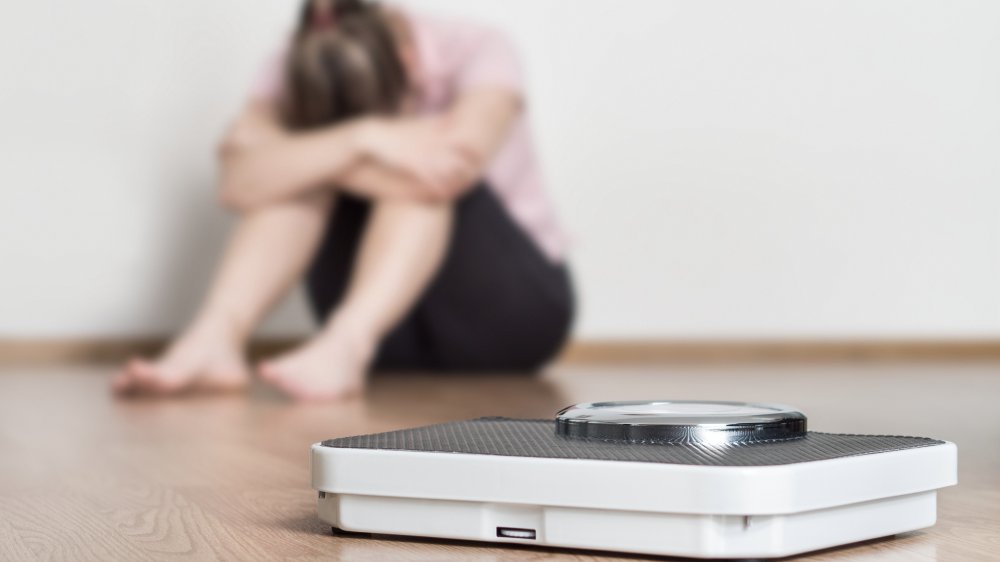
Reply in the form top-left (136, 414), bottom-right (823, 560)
top-left (0, 339), bottom-right (300, 365)
top-left (1, 338), bottom-right (999, 366)
top-left (558, 340), bottom-right (1000, 363)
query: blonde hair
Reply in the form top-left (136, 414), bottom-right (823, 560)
top-left (282, 0), bottom-right (409, 130)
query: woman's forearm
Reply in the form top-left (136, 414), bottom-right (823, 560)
top-left (334, 89), bottom-right (523, 203)
top-left (218, 96), bottom-right (516, 210)
top-left (219, 120), bottom-right (368, 210)
top-left (337, 161), bottom-right (445, 202)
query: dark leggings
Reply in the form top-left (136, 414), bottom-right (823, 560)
top-left (305, 183), bottom-right (575, 372)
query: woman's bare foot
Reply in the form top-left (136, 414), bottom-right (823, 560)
top-left (112, 320), bottom-right (250, 396)
top-left (258, 323), bottom-right (375, 402)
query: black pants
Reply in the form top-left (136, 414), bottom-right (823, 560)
top-left (306, 184), bottom-right (574, 371)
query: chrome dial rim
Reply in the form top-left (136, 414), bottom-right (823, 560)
top-left (555, 400), bottom-right (807, 444)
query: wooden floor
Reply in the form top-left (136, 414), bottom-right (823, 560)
top-left (1, 361), bottom-right (997, 561)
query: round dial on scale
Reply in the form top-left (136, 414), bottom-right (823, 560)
top-left (555, 400), bottom-right (807, 445)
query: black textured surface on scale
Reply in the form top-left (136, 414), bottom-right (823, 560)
top-left (320, 418), bottom-right (945, 466)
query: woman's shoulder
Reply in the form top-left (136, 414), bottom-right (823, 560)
top-left (403, 7), bottom-right (516, 57)
top-left (402, 7), bottom-right (521, 85)
top-left (402, 7), bottom-right (501, 35)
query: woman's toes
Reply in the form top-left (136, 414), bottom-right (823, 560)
top-left (114, 332), bottom-right (250, 398)
top-left (111, 369), bottom-right (133, 394)
top-left (128, 359), bottom-right (159, 386)
top-left (124, 359), bottom-right (179, 394)
top-left (112, 359), bottom-right (150, 394)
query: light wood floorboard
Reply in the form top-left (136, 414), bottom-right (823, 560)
top-left (0, 361), bottom-right (997, 561)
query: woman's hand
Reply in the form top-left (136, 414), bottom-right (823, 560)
top-left (356, 117), bottom-right (482, 200)
top-left (219, 106), bottom-right (288, 160)
top-left (217, 103), bottom-right (368, 211)
top-left (217, 105), bottom-right (296, 210)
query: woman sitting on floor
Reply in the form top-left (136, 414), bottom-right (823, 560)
top-left (114, 0), bottom-right (573, 400)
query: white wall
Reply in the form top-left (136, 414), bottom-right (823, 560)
top-left (1, 0), bottom-right (997, 340)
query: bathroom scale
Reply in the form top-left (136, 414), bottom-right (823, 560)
top-left (311, 400), bottom-right (957, 559)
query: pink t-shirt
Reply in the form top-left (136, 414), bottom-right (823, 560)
top-left (252, 8), bottom-right (567, 263)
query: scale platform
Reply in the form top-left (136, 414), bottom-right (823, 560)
top-left (311, 401), bottom-right (956, 559)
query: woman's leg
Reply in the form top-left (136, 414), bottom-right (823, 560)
top-left (258, 198), bottom-right (453, 400)
top-left (113, 191), bottom-right (334, 394)
top-left (400, 186), bottom-right (575, 371)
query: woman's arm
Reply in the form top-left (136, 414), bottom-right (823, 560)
top-left (441, 87), bottom-right (522, 180)
top-left (338, 87), bottom-right (522, 201)
top-left (218, 102), bottom-right (467, 210)
top-left (217, 101), bottom-right (368, 210)
top-left (219, 87), bottom-right (522, 210)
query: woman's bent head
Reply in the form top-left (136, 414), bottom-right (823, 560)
top-left (283, 0), bottom-right (409, 130)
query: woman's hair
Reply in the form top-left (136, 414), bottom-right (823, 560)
top-left (282, 0), bottom-right (409, 130)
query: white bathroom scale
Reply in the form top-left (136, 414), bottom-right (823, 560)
top-left (311, 401), bottom-right (956, 559)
